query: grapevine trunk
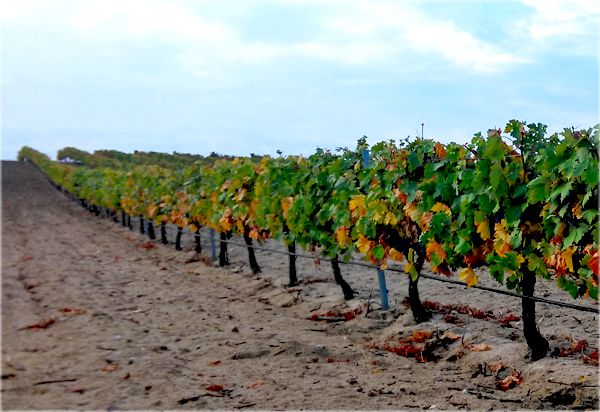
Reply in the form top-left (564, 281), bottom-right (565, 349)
top-left (160, 222), bottom-right (169, 244)
top-left (243, 225), bottom-right (261, 275)
top-left (219, 231), bottom-right (229, 266)
top-left (147, 221), bottom-right (156, 240)
top-left (521, 268), bottom-right (549, 360)
top-left (175, 227), bottom-right (183, 251)
top-left (194, 225), bottom-right (202, 254)
top-left (288, 241), bottom-right (298, 287)
top-left (331, 256), bottom-right (355, 300)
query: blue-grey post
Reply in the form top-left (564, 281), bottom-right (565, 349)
top-left (210, 229), bottom-right (217, 261)
top-left (362, 149), bottom-right (389, 310)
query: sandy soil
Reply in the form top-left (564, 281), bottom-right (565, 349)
top-left (1, 160), bottom-right (598, 410)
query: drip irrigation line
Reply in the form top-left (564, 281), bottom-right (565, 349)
top-left (27, 160), bottom-right (600, 315)
top-left (187, 230), bottom-right (600, 315)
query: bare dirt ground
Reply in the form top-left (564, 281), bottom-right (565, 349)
top-left (1, 160), bottom-right (598, 410)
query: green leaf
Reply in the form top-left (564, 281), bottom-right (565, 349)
top-left (562, 224), bottom-right (588, 249)
top-left (484, 135), bottom-right (504, 162)
top-left (583, 163), bottom-right (599, 186)
top-left (557, 276), bottom-right (579, 299)
top-left (372, 244), bottom-right (385, 261)
top-left (528, 177), bottom-right (547, 203)
top-left (527, 254), bottom-right (546, 276)
top-left (489, 163), bottom-right (506, 195)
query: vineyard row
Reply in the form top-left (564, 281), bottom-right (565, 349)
top-left (19, 120), bottom-right (599, 360)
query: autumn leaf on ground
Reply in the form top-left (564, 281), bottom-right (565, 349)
top-left (442, 331), bottom-right (461, 341)
top-left (208, 360), bottom-right (221, 366)
top-left (139, 241), bottom-right (156, 250)
top-left (466, 343), bottom-right (492, 352)
top-left (206, 384), bottom-right (224, 392)
top-left (487, 362), bottom-right (504, 374)
top-left (18, 319), bottom-right (55, 331)
top-left (496, 371), bottom-right (523, 391)
top-left (66, 385), bottom-right (85, 394)
top-left (581, 349), bottom-right (599, 366)
top-left (498, 313), bottom-right (520, 327)
top-left (59, 307), bottom-right (85, 315)
top-left (408, 330), bottom-right (433, 343)
top-left (100, 364), bottom-right (119, 372)
top-left (246, 379), bottom-right (264, 389)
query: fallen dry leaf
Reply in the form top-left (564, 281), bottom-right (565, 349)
top-left (487, 362), bottom-right (504, 373)
top-left (442, 331), bottom-right (461, 341)
top-left (466, 343), bottom-right (492, 352)
top-left (59, 307), bottom-right (85, 315)
top-left (496, 372), bottom-right (523, 391)
top-left (208, 360), bottom-right (221, 366)
top-left (206, 384), bottom-right (224, 392)
top-left (246, 379), bottom-right (264, 389)
top-left (100, 364), bottom-right (119, 372)
top-left (19, 319), bottom-right (55, 331)
top-left (411, 330), bottom-right (433, 343)
top-left (66, 385), bottom-right (85, 394)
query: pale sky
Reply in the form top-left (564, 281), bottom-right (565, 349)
top-left (1, 0), bottom-right (598, 160)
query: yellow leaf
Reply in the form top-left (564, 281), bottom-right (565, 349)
top-left (493, 219), bottom-right (511, 257)
top-left (249, 227), bottom-right (260, 240)
top-left (516, 254), bottom-right (525, 266)
top-left (572, 202), bottom-right (583, 219)
top-left (380, 259), bottom-right (388, 270)
top-left (335, 226), bottom-right (352, 247)
top-left (459, 267), bottom-right (478, 287)
top-left (389, 248), bottom-right (404, 262)
top-left (561, 246), bottom-right (576, 272)
top-left (281, 196), bottom-right (293, 218)
top-left (383, 212), bottom-right (398, 225)
top-left (426, 241), bottom-right (447, 261)
top-left (404, 262), bottom-right (418, 279)
top-left (189, 223), bottom-right (198, 233)
top-left (431, 202), bottom-right (451, 215)
top-left (434, 143), bottom-right (447, 159)
top-left (146, 205), bottom-right (158, 219)
top-left (476, 218), bottom-right (490, 241)
top-left (403, 202), bottom-right (419, 222)
top-left (355, 235), bottom-right (372, 254)
top-left (219, 216), bottom-right (232, 232)
top-left (349, 195), bottom-right (365, 211)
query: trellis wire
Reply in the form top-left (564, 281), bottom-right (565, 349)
top-left (27, 159), bottom-right (600, 315)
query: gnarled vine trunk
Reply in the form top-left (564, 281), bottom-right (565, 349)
top-left (521, 269), bottom-right (549, 360)
top-left (243, 225), bottom-right (261, 275)
top-left (175, 226), bottom-right (183, 251)
top-left (219, 231), bottom-right (229, 266)
top-left (194, 224), bottom-right (202, 254)
top-left (139, 216), bottom-right (145, 234)
top-left (288, 241), bottom-right (298, 287)
top-left (331, 255), bottom-right (355, 300)
top-left (160, 222), bottom-right (169, 244)
top-left (147, 221), bottom-right (156, 240)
